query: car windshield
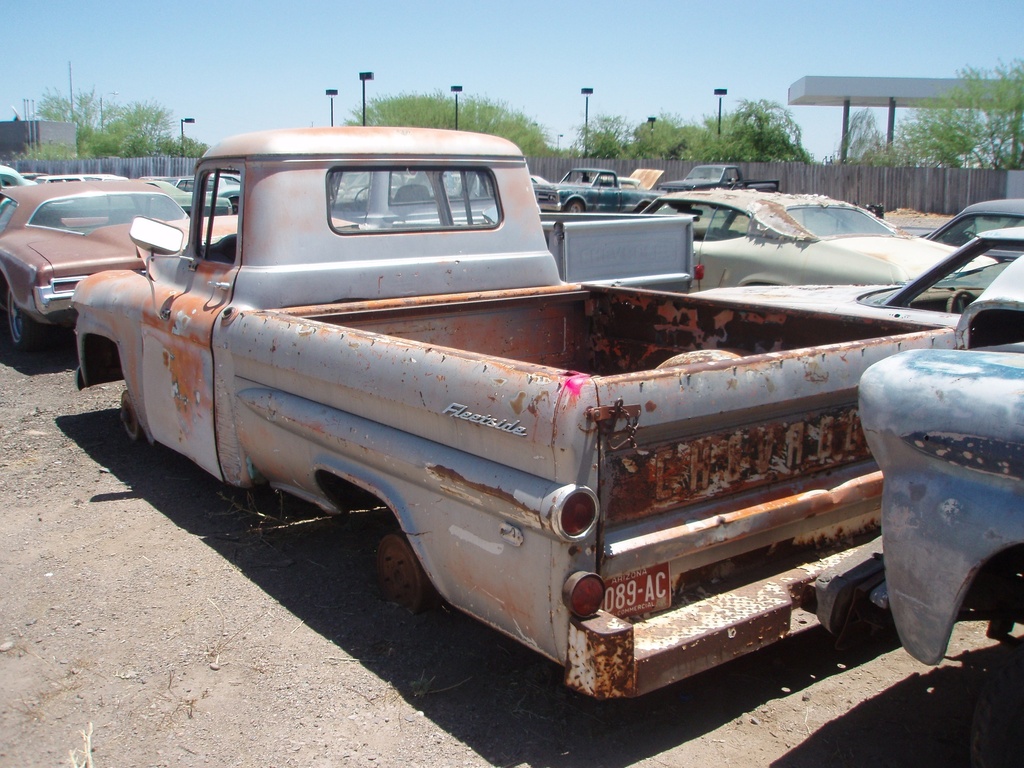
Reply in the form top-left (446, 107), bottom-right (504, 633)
top-left (863, 244), bottom-right (1024, 310)
top-left (930, 213), bottom-right (1024, 247)
top-left (785, 205), bottom-right (894, 238)
top-left (686, 166), bottom-right (723, 180)
top-left (28, 192), bottom-right (186, 234)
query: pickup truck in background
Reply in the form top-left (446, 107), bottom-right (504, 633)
top-left (858, 284), bottom-right (1024, 768)
top-left (75, 126), bottom-right (958, 699)
top-left (658, 164), bottom-right (780, 193)
top-left (553, 168), bottom-right (661, 213)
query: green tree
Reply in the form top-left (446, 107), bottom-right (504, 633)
top-left (34, 87), bottom-right (208, 158)
top-left (106, 101), bottom-right (176, 156)
top-left (351, 91), bottom-right (550, 155)
top-left (899, 60), bottom-right (1024, 169)
top-left (584, 102), bottom-right (810, 162)
top-left (840, 109), bottom-right (904, 166)
top-left (715, 99), bottom-right (811, 162)
top-left (576, 114), bottom-right (633, 158)
top-left (625, 114), bottom-right (699, 160)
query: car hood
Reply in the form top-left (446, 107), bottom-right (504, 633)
top-left (819, 236), bottom-right (954, 280)
top-left (695, 283), bottom-right (960, 326)
top-left (698, 283), bottom-right (883, 309)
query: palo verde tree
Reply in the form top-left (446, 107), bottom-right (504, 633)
top-left (351, 91), bottom-right (550, 156)
top-left (899, 60), bottom-right (1024, 169)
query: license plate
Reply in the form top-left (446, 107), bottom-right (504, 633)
top-left (603, 563), bottom-right (672, 618)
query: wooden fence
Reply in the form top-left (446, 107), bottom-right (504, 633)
top-left (527, 158), bottom-right (1011, 216)
top-left (10, 156), bottom-right (1014, 216)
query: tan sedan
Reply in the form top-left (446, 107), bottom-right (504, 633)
top-left (643, 189), bottom-right (954, 289)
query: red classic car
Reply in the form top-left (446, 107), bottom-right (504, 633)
top-left (1, 180), bottom-right (187, 351)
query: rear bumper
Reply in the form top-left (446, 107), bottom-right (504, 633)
top-left (566, 538), bottom-right (881, 698)
top-left (34, 278), bottom-right (83, 322)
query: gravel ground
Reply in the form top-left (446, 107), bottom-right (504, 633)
top-left (0, 247), bottom-right (1005, 768)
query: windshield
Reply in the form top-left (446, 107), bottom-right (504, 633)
top-left (28, 192), bottom-right (186, 234)
top-left (864, 244), bottom-right (1024, 311)
top-left (785, 205), bottom-right (895, 238)
top-left (685, 166), bottom-right (723, 181)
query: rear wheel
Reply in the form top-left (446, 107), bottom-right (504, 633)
top-left (376, 532), bottom-right (440, 614)
top-left (120, 389), bottom-right (142, 442)
top-left (972, 643), bottom-right (1024, 768)
top-left (6, 287), bottom-right (53, 352)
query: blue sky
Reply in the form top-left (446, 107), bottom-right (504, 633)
top-left (7, 0), bottom-right (1021, 161)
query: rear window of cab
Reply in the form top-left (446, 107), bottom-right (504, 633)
top-left (327, 167), bottom-right (500, 233)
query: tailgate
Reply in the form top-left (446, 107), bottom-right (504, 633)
top-left (590, 327), bottom-right (954, 594)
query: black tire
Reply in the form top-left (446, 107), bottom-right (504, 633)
top-left (972, 643), bottom-right (1024, 768)
top-left (564, 199), bottom-right (586, 213)
top-left (6, 287), bottom-right (54, 352)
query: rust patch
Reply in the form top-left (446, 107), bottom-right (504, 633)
top-left (606, 405), bottom-right (870, 522)
top-left (426, 464), bottom-right (528, 514)
top-left (566, 614), bottom-right (636, 699)
top-left (510, 391), bottom-right (526, 415)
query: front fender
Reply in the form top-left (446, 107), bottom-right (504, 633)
top-left (74, 270), bottom-right (151, 432)
top-left (860, 348), bottom-right (1024, 664)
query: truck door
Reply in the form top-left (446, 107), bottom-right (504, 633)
top-left (139, 167), bottom-right (240, 479)
top-left (595, 172), bottom-right (621, 213)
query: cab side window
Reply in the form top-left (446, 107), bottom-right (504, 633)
top-left (196, 168), bottom-right (241, 263)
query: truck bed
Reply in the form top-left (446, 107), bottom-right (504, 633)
top-left (283, 284), bottom-right (932, 375)
top-left (215, 285), bottom-right (953, 696)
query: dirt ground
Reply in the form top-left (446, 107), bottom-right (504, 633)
top-left (2, 221), bottom-right (1011, 768)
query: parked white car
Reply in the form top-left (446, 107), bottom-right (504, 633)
top-left (34, 173), bottom-right (129, 183)
top-left (643, 189), bottom-right (953, 289)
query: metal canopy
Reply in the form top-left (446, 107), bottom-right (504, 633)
top-left (788, 76), bottom-right (966, 161)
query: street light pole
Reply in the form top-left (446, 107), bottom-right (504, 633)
top-left (99, 91), bottom-right (118, 131)
top-left (180, 117), bottom-right (195, 155)
top-left (359, 72), bottom-right (374, 126)
top-left (581, 87), bottom-right (593, 156)
top-left (450, 85), bottom-right (462, 130)
top-left (325, 88), bottom-right (338, 127)
top-left (714, 88), bottom-right (727, 135)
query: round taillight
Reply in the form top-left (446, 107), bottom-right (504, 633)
top-left (559, 490), bottom-right (597, 538)
top-left (563, 571), bottom-right (605, 618)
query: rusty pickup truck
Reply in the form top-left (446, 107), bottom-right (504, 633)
top-left (74, 126), bottom-right (956, 699)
